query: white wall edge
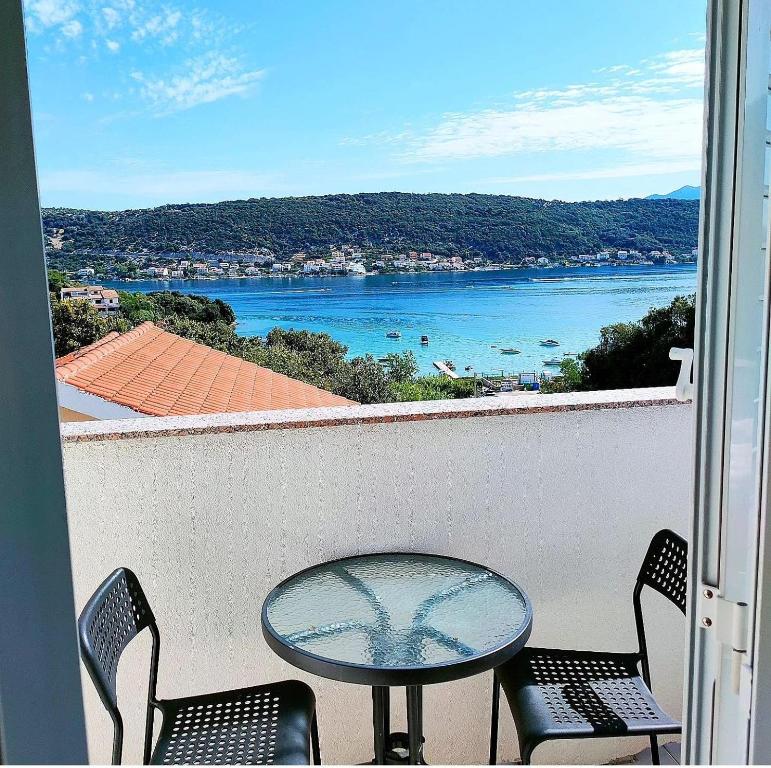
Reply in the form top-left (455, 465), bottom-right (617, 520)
top-left (57, 381), bottom-right (147, 420)
top-left (60, 386), bottom-right (682, 443)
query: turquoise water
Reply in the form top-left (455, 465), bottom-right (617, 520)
top-left (109, 264), bottom-right (697, 375)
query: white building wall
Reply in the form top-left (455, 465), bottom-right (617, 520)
top-left (62, 395), bottom-right (691, 765)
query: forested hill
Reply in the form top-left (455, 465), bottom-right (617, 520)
top-left (41, 192), bottom-right (699, 261)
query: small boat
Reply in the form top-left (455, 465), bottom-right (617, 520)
top-left (377, 356), bottom-right (390, 364)
top-left (386, 330), bottom-right (401, 339)
top-left (500, 348), bottom-right (521, 355)
top-left (464, 365), bottom-right (474, 372)
top-left (540, 339), bottom-right (560, 347)
top-left (543, 358), bottom-right (562, 366)
top-left (421, 335), bottom-right (430, 345)
top-left (445, 360), bottom-right (456, 371)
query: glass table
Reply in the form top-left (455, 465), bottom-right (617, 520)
top-left (261, 553), bottom-right (532, 764)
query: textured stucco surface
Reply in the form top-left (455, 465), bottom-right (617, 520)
top-left (63, 399), bottom-right (692, 765)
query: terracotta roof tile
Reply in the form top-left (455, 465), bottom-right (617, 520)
top-left (55, 321), bottom-right (356, 416)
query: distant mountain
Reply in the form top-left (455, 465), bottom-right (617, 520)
top-left (646, 185), bottom-right (700, 201)
top-left (41, 192), bottom-right (700, 264)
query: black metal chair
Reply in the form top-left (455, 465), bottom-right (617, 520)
top-left (489, 529), bottom-right (686, 765)
top-left (78, 567), bottom-right (321, 765)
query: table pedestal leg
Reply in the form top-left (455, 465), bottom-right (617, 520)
top-left (369, 686), bottom-right (426, 765)
top-left (372, 686), bottom-right (390, 765)
top-left (406, 686), bottom-right (423, 765)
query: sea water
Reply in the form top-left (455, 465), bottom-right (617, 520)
top-left (109, 264), bottom-right (697, 375)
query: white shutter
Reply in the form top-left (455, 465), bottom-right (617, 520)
top-left (686, 0), bottom-right (771, 763)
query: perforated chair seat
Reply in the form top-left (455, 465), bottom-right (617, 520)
top-left (152, 680), bottom-right (316, 766)
top-left (496, 647), bottom-right (681, 748)
top-left (489, 530), bottom-right (687, 765)
top-left (78, 568), bottom-right (321, 765)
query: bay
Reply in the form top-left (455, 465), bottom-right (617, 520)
top-left (107, 264), bottom-right (698, 376)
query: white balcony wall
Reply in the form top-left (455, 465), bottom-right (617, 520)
top-left (62, 391), bottom-right (691, 765)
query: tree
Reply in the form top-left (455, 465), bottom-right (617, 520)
top-left (332, 355), bottom-right (392, 404)
top-left (118, 290), bottom-right (236, 325)
top-left (380, 352), bottom-right (418, 384)
top-left (539, 358), bottom-right (584, 394)
top-left (390, 375), bottom-right (474, 401)
top-left (579, 294), bottom-right (695, 390)
top-left (117, 291), bottom-right (157, 322)
top-left (50, 299), bottom-right (108, 357)
top-left (47, 269), bottom-right (70, 294)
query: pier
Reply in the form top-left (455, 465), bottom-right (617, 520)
top-left (433, 360), bottom-right (459, 379)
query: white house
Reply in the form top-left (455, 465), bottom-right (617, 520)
top-left (60, 285), bottom-right (120, 314)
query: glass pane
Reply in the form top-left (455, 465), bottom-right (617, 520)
top-left (265, 554), bottom-right (529, 669)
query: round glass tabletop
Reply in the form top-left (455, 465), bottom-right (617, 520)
top-left (261, 553), bottom-right (532, 686)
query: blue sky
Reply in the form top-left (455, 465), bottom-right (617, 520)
top-left (24, 0), bottom-right (706, 210)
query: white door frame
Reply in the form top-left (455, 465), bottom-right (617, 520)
top-left (686, 0), bottom-right (771, 763)
top-left (0, 1), bottom-right (88, 762)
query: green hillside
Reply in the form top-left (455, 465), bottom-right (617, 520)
top-left (42, 192), bottom-right (699, 262)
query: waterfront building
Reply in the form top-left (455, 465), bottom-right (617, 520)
top-left (60, 285), bottom-right (120, 314)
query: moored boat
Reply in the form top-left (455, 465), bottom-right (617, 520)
top-left (386, 330), bottom-right (401, 338)
top-left (500, 348), bottom-right (521, 355)
top-left (543, 358), bottom-right (562, 366)
top-left (421, 335), bottom-right (429, 344)
top-left (540, 339), bottom-right (560, 346)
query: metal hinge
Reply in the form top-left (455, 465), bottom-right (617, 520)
top-left (700, 585), bottom-right (751, 696)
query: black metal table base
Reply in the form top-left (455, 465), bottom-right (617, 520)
top-left (371, 686), bottom-right (427, 765)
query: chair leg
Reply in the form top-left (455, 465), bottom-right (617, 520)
top-left (311, 710), bottom-right (321, 765)
top-left (520, 742), bottom-right (535, 765)
top-left (489, 673), bottom-right (500, 765)
top-left (649, 735), bottom-right (660, 766)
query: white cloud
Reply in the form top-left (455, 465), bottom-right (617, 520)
top-left (101, 6), bottom-right (121, 29)
top-left (26, 0), bottom-right (234, 53)
top-left (81, 91), bottom-right (94, 101)
top-left (131, 8), bottom-right (182, 45)
top-left (25, 0), bottom-right (80, 27)
top-left (354, 47), bottom-right (705, 174)
top-left (132, 53), bottom-right (265, 114)
top-left (404, 96), bottom-right (702, 164)
top-left (105, 38), bottom-right (120, 51)
top-left (645, 48), bottom-right (705, 88)
top-left (61, 19), bottom-right (83, 37)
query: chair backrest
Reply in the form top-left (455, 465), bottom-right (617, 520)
top-left (632, 529), bottom-right (687, 685)
top-left (636, 528), bottom-right (688, 614)
top-left (77, 567), bottom-right (156, 717)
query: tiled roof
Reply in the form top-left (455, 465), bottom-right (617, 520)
top-left (55, 322), bottom-right (356, 416)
